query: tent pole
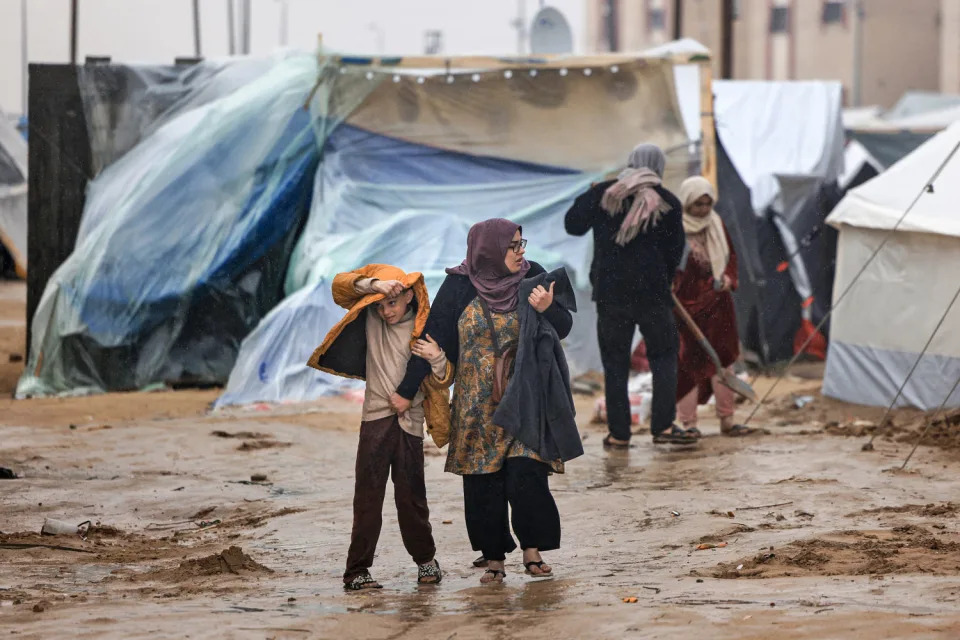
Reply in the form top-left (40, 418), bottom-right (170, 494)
top-left (20, 0), bottom-right (28, 115)
top-left (720, 0), bottom-right (734, 79)
top-left (699, 60), bottom-right (717, 189)
top-left (70, 0), bottom-right (78, 64)
top-left (192, 0), bottom-right (202, 57)
top-left (227, 0), bottom-right (236, 55)
top-left (673, 0), bottom-right (683, 41)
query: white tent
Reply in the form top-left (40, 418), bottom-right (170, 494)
top-left (0, 110), bottom-right (27, 277)
top-left (823, 121), bottom-right (960, 410)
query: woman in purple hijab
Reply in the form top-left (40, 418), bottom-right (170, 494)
top-left (392, 218), bottom-right (574, 584)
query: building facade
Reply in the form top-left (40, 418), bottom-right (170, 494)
top-left (585, 0), bottom-right (946, 107)
top-left (943, 0), bottom-right (960, 93)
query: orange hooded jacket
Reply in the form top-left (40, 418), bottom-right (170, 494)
top-left (306, 264), bottom-right (453, 447)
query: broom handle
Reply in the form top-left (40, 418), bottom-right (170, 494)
top-left (671, 292), bottom-right (724, 369)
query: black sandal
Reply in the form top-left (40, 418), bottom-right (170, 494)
top-left (524, 560), bottom-right (553, 576)
top-left (472, 555), bottom-right (489, 568)
top-left (417, 559), bottom-right (442, 585)
top-left (344, 572), bottom-right (382, 591)
top-left (721, 424), bottom-right (758, 437)
top-left (652, 425), bottom-right (698, 445)
top-left (685, 426), bottom-right (703, 439)
top-left (481, 569), bottom-right (506, 584)
top-left (602, 434), bottom-right (631, 450)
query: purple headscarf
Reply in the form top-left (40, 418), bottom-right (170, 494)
top-left (446, 218), bottom-right (530, 313)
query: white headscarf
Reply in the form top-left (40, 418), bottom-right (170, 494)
top-left (678, 176), bottom-right (730, 281)
top-left (600, 144), bottom-right (672, 246)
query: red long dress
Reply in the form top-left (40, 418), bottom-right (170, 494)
top-left (673, 223), bottom-right (740, 404)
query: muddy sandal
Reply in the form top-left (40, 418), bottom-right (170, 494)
top-left (721, 424), bottom-right (758, 437)
top-left (603, 434), bottom-right (631, 450)
top-left (480, 569), bottom-right (506, 584)
top-left (472, 555), bottom-right (489, 568)
top-left (344, 572), bottom-right (382, 591)
top-left (653, 425), bottom-right (698, 445)
top-left (524, 561), bottom-right (553, 576)
top-left (417, 559), bottom-right (442, 585)
top-left (685, 426), bottom-right (703, 439)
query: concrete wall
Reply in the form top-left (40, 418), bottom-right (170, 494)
top-left (860, 0), bottom-right (941, 106)
top-left (942, 0), bottom-right (960, 92)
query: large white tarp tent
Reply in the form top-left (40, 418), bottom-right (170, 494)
top-left (0, 110), bottom-right (27, 278)
top-left (823, 121), bottom-right (960, 410)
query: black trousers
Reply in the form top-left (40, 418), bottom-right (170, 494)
top-left (462, 458), bottom-right (560, 562)
top-left (597, 302), bottom-right (678, 440)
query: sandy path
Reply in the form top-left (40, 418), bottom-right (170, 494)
top-left (3, 388), bottom-right (960, 639)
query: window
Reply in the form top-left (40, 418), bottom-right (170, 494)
top-left (423, 30), bottom-right (442, 54)
top-left (822, 1), bottom-right (846, 24)
top-left (770, 6), bottom-right (790, 33)
top-left (648, 8), bottom-right (666, 31)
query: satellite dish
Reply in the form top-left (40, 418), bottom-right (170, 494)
top-left (530, 7), bottom-right (573, 55)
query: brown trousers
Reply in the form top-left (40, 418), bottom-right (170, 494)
top-left (344, 414), bottom-right (436, 582)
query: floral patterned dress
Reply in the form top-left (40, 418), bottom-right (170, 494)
top-left (445, 297), bottom-right (564, 475)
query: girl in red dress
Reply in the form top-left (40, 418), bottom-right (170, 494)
top-left (673, 177), bottom-right (755, 437)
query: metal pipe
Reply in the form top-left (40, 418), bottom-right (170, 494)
top-left (673, 0), bottom-right (683, 41)
top-left (227, 0), bottom-right (236, 55)
top-left (241, 0), bottom-right (251, 54)
top-left (192, 0), bottom-right (202, 56)
top-left (721, 0), bottom-right (734, 79)
top-left (20, 0), bottom-right (28, 115)
top-left (70, 0), bottom-right (79, 64)
top-left (852, 0), bottom-right (864, 106)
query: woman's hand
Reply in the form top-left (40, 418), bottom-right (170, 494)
top-left (720, 275), bottom-right (733, 292)
top-left (372, 279), bottom-right (405, 298)
top-left (411, 334), bottom-right (442, 361)
top-left (528, 281), bottom-right (555, 313)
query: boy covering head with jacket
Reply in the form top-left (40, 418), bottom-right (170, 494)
top-left (307, 264), bottom-right (452, 591)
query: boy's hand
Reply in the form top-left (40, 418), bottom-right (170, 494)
top-left (411, 334), bottom-right (443, 361)
top-left (389, 393), bottom-right (411, 414)
top-left (372, 279), bottom-right (405, 298)
top-left (528, 281), bottom-right (555, 313)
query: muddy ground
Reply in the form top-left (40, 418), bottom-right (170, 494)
top-left (3, 279), bottom-right (960, 639)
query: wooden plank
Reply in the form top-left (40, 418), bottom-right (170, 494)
top-left (26, 64), bottom-right (93, 359)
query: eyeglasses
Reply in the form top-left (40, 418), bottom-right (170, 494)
top-left (508, 238), bottom-right (528, 254)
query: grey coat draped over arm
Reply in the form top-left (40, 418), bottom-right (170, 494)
top-left (492, 267), bottom-right (582, 463)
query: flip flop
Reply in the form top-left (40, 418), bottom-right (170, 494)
top-left (524, 560), bottom-right (553, 577)
top-left (472, 555), bottom-right (489, 568)
top-left (417, 559), bottom-right (442, 585)
top-left (344, 572), bottom-right (382, 591)
top-left (603, 435), bottom-right (631, 450)
top-left (721, 424), bottom-right (758, 437)
top-left (653, 425), bottom-right (698, 445)
top-left (480, 569), bottom-right (506, 584)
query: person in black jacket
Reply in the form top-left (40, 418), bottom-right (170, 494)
top-left (392, 218), bottom-right (573, 584)
top-left (565, 143), bottom-right (697, 447)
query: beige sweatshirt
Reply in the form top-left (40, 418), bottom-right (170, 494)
top-left (355, 278), bottom-right (446, 438)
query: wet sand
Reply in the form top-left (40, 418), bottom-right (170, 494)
top-left (3, 280), bottom-right (960, 639)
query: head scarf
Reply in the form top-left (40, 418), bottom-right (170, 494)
top-left (601, 143), bottom-right (672, 246)
top-left (446, 218), bottom-right (530, 313)
top-left (678, 176), bottom-right (730, 281)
